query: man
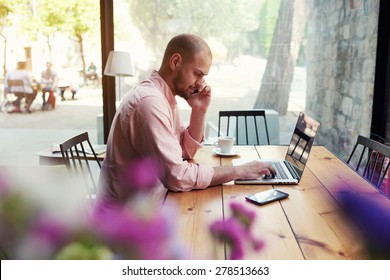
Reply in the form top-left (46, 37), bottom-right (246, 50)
top-left (86, 62), bottom-right (98, 79)
top-left (41, 61), bottom-right (58, 110)
top-left (4, 61), bottom-right (37, 113)
top-left (98, 34), bottom-right (275, 207)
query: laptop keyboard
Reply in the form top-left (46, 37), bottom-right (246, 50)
top-left (269, 161), bottom-right (289, 179)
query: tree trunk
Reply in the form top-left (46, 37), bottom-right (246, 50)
top-left (77, 34), bottom-right (86, 76)
top-left (254, 0), bottom-right (295, 115)
top-left (46, 35), bottom-right (53, 62)
top-left (0, 33), bottom-right (6, 78)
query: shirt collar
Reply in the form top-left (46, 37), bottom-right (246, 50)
top-left (150, 70), bottom-right (177, 106)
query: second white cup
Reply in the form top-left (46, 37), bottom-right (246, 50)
top-left (214, 136), bottom-right (235, 153)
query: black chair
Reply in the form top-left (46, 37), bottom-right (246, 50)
top-left (1, 79), bottom-right (24, 112)
top-left (218, 110), bottom-right (270, 145)
top-left (60, 132), bottom-right (102, 200)
top-left (347, 135), bottom-right (390, 190)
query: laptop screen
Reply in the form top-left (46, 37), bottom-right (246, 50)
top-left (285, 112), bottom-right (320, 178)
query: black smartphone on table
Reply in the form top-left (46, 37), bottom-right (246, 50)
top-left (245, 189), bottom-right (289, 206)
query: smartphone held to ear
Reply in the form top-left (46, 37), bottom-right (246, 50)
top-left (245, 189), bottom-right (289, 206)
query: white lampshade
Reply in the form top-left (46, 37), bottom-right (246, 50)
top-left (104, 51), bottom-right (133, 77)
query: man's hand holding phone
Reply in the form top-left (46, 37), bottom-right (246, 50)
top-left (187, 81), bottom-right (211, 112)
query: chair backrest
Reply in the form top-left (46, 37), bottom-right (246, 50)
top-left (218, 110), bottom-right (270, 145)
top-left (7, 79), bottom-right (24, 87)
top-left (6, 79), bottom-right (25, 95)
top-left (60, 132), bottom-right (101, 200)
top-left (347, 135), bottom-right (390, 190)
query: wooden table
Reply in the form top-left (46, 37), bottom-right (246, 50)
top-left (164, 145), bottom-right (390, 260)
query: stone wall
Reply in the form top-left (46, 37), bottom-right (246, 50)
top-left (305, 0), bottom-right (379, 158)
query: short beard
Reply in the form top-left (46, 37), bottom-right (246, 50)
top-left (176, 90), bottom-right (191, 100)
top-left (172, 71), bottom-right (191, 100)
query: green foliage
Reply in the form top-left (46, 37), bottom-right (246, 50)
top-left (2, 0), bottom-right (99, 72)
top-left (55, 231), bottom-right (114, 260)
top-left (256, 0), bottom-right (281, 57)
top-left (130, 0), bottom-right (262, 62)
top-left (67, 0), bottom-right (99, 38)
top-left (0, 1), bottom-right (11, 20)
top-left (0, 1), bottom-right (13, 31)
top-left (5, 0), bottom-right (98, 45)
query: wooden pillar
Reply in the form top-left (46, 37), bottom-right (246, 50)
top-left (100, 0), bottom-right (116, 143)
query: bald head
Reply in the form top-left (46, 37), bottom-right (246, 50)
top-left (158, 34), bottom-right (212, 99)
top-left (161, 34), bottom-right (212, 65)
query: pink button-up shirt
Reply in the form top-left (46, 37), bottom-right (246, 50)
top-left (98, 71), bottom-right (214, 206)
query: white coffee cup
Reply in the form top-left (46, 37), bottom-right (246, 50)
top-left (214, 136), bottom-right (235, 153)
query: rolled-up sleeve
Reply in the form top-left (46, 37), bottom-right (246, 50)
top-left (194, 163), bottom-right (214, 190)
top-left (180, 126), bottom-right (203, 159)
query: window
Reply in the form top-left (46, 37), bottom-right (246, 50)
top-left (113, 0), bottom-right (382, 159)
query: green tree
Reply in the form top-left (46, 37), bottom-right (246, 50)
top-left (7, 0), bottom-right (99, 77)
top-left (0, 0), bottom-right (13, 77)
top-left (254, 0), bottom-right (294, 115)
top-left (16, 0), bottom-right (70, 62)
top-left (256, 0), bottom-right (281, 57)
top-left (66, 0), bottom-right (99, 76)
top-left (129, 0), bottom-right (261, 63)
top-left (254, 0), bottom-right (307, 115)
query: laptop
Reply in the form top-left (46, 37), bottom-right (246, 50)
top-left (233, 112), bottom-right (320, 185)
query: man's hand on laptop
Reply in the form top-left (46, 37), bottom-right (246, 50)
top-left (237, 161), bottom-right (276, 180)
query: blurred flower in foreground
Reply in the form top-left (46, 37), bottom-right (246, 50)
top-left (0, 168), bottom-right (87, 259)
top-left (124, 157), bottom-right (162, 192)
top-left (0, 158), bottom-right (185, 260)
top-left (337, 189), bottom-right (390, 259)
top-left (210, 202), bottom-right (264, 260)
top-left (92, 156), bottom-right (185, 259)
top-left (54, 230), bottom-right (114, 260)
top-left (92, 199), bottom-right (184, 260)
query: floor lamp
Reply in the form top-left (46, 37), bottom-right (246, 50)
top-left (103, 51), bottom-right (133, 106)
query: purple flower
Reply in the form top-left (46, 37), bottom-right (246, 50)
top-left (92, 200), bottom-right (181, 259)
top-left (210, 203), bottom-right (264, 260)
top-left (230, 201), bottom-right (256, 230)
top-left (337, 189), bottom-right (390, 258)
top-left (123, 157), bottom-right (162, 191)
top-left (0, 161), bottom-right (189, 260)
top-left (252, 237), bottom-right (265, 251)
top-left (31, 214), bottom-right (69, 247)
top-left (210, 218), bottom-right (245, 260)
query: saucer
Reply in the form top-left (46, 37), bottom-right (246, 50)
top-left (212, 148), bottom-right (240, 157)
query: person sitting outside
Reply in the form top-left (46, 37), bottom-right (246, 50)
top-left (85, 62), bottom-right (98, 84)
top-left (4, 61), bottom-right (37, 113)
top-left (96, 34), bottom-right (276, 212)
top-left (59, 83), bottom-right (78, 101)
top-left (58, 67), bottom-right (79, 101)
top-left (40, 61), bottom-right (58, 110)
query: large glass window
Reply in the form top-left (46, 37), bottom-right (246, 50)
top-left (113, 0), bottom-right (379, 159)
top-left (0, 0), bottom-right (102, 165)
top-left (0, 0), bottom-right (381, 165)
